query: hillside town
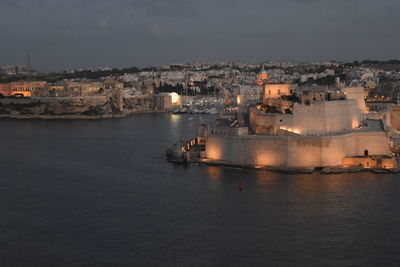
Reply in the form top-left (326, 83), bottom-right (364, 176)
top-left (160, 60), bottom-right (400, 173)
top-left (1, 60), bottom-right (400, 118)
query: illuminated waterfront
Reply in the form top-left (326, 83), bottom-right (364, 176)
top-left (1, 114), bottom-right (400, 266)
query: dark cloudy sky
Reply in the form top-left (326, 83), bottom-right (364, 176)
top-left (1, 0), bottom-right (399, 71)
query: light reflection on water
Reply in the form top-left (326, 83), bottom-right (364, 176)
top-left (206, 166), bottom-right (222, 180)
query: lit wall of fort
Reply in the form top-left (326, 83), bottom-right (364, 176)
top-left (293, 100), bottom-right (361, 135)
top-left (249, 100), bottom-right (362, 136)
top-left (342, 87), bottom-right (367, 113)
top-left (249, 106), bottom-right (293, 135)
top-left (205, 131), bottom-right (390, 168)
top-left (384, 105), bottom-right (400, 130)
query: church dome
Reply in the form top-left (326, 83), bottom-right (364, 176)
top-left (258, 66), bottom-right (268, 81)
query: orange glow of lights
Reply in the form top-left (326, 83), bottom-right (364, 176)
top-left (279, 126), bottom-right (301, 135)
top-left (352, 119), bottom-right (360, 129)
top-left (206, 145), bottom-right (222, 160)
top-left (207, 166), bottom-right (222, 180)
top-left (256, 153), bottom-right (274, 166)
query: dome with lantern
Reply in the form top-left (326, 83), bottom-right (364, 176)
top-left (256, 65), bottom-right (268, 85)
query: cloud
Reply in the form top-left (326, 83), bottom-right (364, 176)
top-left (0, 0), bottom-right (399, 70)
top-left (0, 0), bottom-right (202, 18)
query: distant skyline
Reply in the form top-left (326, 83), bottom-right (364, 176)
top-left (1, 0), bottom-right (400, 71)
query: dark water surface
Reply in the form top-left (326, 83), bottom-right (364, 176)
top-left (1, 114), bottom-right (400, 266)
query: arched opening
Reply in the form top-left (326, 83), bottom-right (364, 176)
top-left (364, 150), bottom-right (369, 156)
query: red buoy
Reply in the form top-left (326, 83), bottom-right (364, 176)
top-left (239, 182), bottom-right (244, 191)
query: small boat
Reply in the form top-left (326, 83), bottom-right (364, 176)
top-left (172, 108), bottom-right (188, 114)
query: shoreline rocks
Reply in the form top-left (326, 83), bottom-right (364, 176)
top-left (0, 96), bottom-right (169, 120)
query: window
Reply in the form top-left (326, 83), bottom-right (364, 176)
top-left (278, 90), bottom-right (281, 95)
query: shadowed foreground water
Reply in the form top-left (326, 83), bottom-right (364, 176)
top-left (1, 114), bottom-right (400, 266)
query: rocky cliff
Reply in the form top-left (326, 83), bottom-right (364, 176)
top-left (0, 94), bottom-right (157, 119)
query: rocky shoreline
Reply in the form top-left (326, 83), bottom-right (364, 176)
top-left (0, 110), bottom-right (169, 120)
top-left (0, 95), bottom-right (168, 119)
top-left (0, 113), bottom-right (121, 120)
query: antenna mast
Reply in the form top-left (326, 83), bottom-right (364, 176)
top-left (27, 49), bottom-right (32, 80)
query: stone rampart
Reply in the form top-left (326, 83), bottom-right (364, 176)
top-left (205, 131), bottom-right (390, 168)
top-left (293, 100), bottom-right (361, 135)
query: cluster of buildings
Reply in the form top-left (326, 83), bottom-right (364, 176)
top-left (2, 60), bottom-right (400, 118)
top-left (0, 79), bottom-right (123, 98)
top-left (0, 78), bottom-right (181, 111)
top-left (0, 65), bottom-right (36, 76)
top-left (177, 68), bottom-right (400, 171)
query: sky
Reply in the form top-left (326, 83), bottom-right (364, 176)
top-left (1, 0), bottom-right (400, 71)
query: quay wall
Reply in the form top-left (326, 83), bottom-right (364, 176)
top-left (205, 131), bottom-right (390, 168)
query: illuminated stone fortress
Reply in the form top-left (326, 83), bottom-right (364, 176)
top-left (203, 69), bottom-right (396, 170)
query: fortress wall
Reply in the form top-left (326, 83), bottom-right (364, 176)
top-left (293, 102), bottom-right (327, 135)
top-left (287, 137), bottom-right (324, 167)
top-left (354, 132), bottom-right (390, 156)
top-left (249, 137), bottom-right (289, 166)
top-left (286, 135), bottom-right (356, 167)
top-left (205, 136), bottom-right (289, 166)
top-left (249, 107), bottom-right (293, 135)
top-left (205, 131), bottom-right (390, 168)
top-left (342, 87), bottom-right (367, 113)
top-left (320, 135), bottom-right (356, 166)
top-left (324, 100), bottom-right (361, 132)
top-left (387, 106), bottom-right (400, 130)
top-left (250, 100), bottom-right (361, 137)
top-left (293, 100), bottom-right (361, 135)
top-left (252, 113), bottom-right (293, 135)
top-left (249, 110), bottom-right (276, 135)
